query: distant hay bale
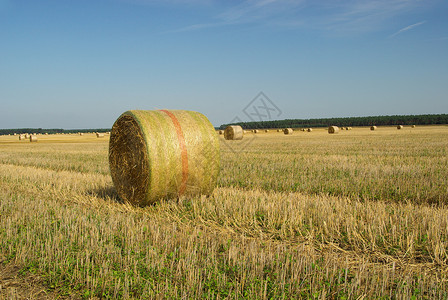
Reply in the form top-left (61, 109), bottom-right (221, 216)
top-left (345, 127), bottom-right (349, 130)
top-left (218, 130), bottom-right (223, 135)
top-left (411, 125), bottom-right (416, 128)
top-left (96, 133), bottom-right (105, 138)
top-left (25, 134), bottom-right (30, 139)
top-left (328, 126), bottom-right (339, 134)
top-left (224, 125), bottom-right (243, 140)
top-left (253, 129), bottom-right (259, 133)
top-left (277, 129), bottom-right (281, 132)
top-left (109, 110), bottom-right (220, 206)
top-left (19, 134), bottom-right (25, 140)
top-left (307, 128), bottom-right (313, 132)
top-left (283, 128), bottom-right (293, 135)
top-left (79, 133), bottom-right (84, 136)
top-left (397, 125), bottom-right (403, 130)
top-left (29, 135), bottom-right (38, 142)
top-left (370, 126), bottom-right (377, 131)
top-left (265, 129), bottom-right (269, 133)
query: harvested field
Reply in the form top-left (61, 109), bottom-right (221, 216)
top-left (1, 126), bottom-right (447, 299)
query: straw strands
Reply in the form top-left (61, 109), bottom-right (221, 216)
top-left (109, 110), bottom-right (220, 206)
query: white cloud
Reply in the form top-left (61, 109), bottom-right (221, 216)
top-left (389, 21), bottom-right (426, 37)
top-left (163, 0), bottom-right (429, 35)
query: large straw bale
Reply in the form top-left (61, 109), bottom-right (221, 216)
top-left (30, 135), bottom-right (38, 142)
top-left (307, 128), bottom-right (313, 132)
top-left (370, 126), bottom-right (377, 131)
top-left (397, 125), bottom-right (403, 129)
top-left (109, 110), bottom-right (220, 206)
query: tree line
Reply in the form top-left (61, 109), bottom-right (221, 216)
top-left (0, 128), bottom-right (111, 135)
top-left (219, 114), bottom-right (448, 130)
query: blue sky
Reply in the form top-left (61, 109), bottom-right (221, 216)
top-left (1, 0), bottom-right (447, 128)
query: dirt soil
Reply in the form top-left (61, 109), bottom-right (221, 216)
top-left (0, 254), bottom-right (80, 300)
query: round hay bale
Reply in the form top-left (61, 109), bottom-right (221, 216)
top-left (264, 129), bottom-right (269, 133)
top-left (307, 128), bottom-right (313, 132)
top-left (411, 125), bottom-right (416, 128)
top-left (19, 134), bottom-right (25, 140)
top-left (283, 128), bottom-right (293, 135)
top-left (277, 129), bottom-right (281, 132)
top-left (224, 125), bottom-right (243, 140)
top-left (218, 130), bottom-right (223, 135)
top-left (79, 133), bottom-right (84, 136)
top-left (328, 126), bottom-right (339, 134)
top-left (29, 135), bottom-right (38, 142)
top-left (345, 127), bottom-right (349, 130)
top-left (253, 129), bottom-right (259, 133)
top-left (370, 126), bottom-right (377, 131)
top-left (96, 133), bottom-right (105, 138)
top-left (397, 125), bottom-right (403, 130)
top-left (109, 110), bottom-right (220, 206)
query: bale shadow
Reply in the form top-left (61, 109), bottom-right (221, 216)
top-left (87, 186), bottom-right (123, 204)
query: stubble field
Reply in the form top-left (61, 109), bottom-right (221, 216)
top-left (1, 126), bottom-right (447, 299)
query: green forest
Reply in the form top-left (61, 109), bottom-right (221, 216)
top-left (219, 114), bottom-right (448, 130)
top-left (0, 128), bottom-right (110, 136)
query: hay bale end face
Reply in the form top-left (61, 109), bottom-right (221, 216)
top-left (412, 125), bottom-right (416, 128)
top-left (283, 128), bottom-right (293, 135)
top-left (397, 125), bottom-right (403, 130)
top-left (370, 126), bottom-right (377, 131)
top-left (328, 126), bottom-right (339, 134)
top-left (224, 125), bottom-right (243, 140)
top-left (253, 129), bottom-right (259, 133)
top-left (307, 128), bottom-right (313, 132)
top-left (265, 129), bottom-right (269, 133)
top-left (218, 130), bottom-right (223, 135)
top-left (109, 110), bottom-right (220, 206)
top-left (30, 135), bottom-right (38, 142)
